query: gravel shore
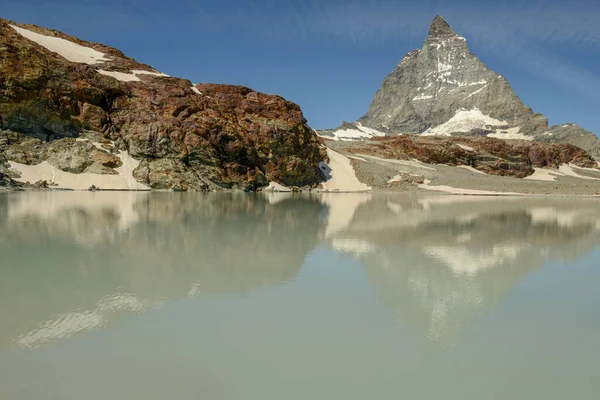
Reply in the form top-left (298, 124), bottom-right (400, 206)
top-left (327, 141), bottom-right (600, 196)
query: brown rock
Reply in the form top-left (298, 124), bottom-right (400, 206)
top-left (0, 19), bottom-right (324, 190)
top-left (348, 136), bottom-right (597, 178)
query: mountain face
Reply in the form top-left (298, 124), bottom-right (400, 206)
top-left (325, 16), bottom-right (600, 159)
top-left (0, 19), bottom-right (325, 190)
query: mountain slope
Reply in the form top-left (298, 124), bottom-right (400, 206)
top-left (0, 18), bottom-right (325, 190)
top-left (323, 15), bottom-right (599, 159)
top-left (361, 16), bottom-right (547, 136)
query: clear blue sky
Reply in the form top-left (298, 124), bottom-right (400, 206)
top-left (2, 0), bottom-right (599, 134)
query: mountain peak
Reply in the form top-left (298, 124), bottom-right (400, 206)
top-left (428, 15), bottom-right (457, 39)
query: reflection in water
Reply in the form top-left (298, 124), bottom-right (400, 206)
top-left (0, 192), bottom-right (325, 349)
top-left (330, 195), bottom-right (600, 348)
top-left (1, 192), bottom-right (600, 351)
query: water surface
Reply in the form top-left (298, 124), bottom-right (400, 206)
top-left (1, 192), bottom-right (599, 399)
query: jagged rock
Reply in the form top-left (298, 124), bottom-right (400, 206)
top-left (132, 158), bottom-right (219, 191)
top-left (45, 139), bottom-right (122, 174)
top-left (348, 136), bottom-right (597, 178)
top-left (0, 18), bottom-right (324, 190)
top-left (359, 15), bottom-right (545, 134)
top-left (536, 124), bottom-right (600, 160)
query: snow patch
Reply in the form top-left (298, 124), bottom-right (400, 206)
top-left (10, 24), bottom-right (110, 65)
top-left (524, 168), bottom-right (564, 182)
top-left (418, 181), bottom-right (521, 195)
top-left (319, 149), bottom-right (371, 192)
top-left (131, 69), bottom-right (169, 77)
top-left (191, 86), bottom-right (202, 95)
top-left (413, 93), bottom-right (434, 101)
top-left (558, 164), bottom-right (600, 181)
top-left (264, 182), bottom-right (292, 192)
top-left (96, 69), bottom-right (170, 82)
top-left (322, 123), bottom-right (387, 141)
top-left (423, 108), bottom-right (507, 136)
top-left (97, 70), bottom-right (140, 82)
top-left (463, 84), bottom-right (490, 100)
top-left (456, 144), bottom-right (474, 152)
top-left (8, 150), bottom-right (149, 190)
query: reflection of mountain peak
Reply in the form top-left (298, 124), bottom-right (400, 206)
top-left (325, 195), bottom-right (600, 349)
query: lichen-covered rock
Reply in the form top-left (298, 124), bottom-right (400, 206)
top-left (0, 18), bottom-right (324, 190)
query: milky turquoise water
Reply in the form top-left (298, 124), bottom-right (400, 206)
top-left (1, 192), bottom-right (599, 399)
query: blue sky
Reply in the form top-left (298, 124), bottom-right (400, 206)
top-left (2, 0), bottom-right (599, 134)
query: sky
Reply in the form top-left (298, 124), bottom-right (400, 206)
top-left (2, 0), bottom-right (599, 134)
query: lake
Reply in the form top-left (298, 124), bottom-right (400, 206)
top-left (1, 192), bottom-right (599, 399)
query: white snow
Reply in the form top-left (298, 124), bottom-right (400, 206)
top-left (437, 61), bottom-right (453, 72)
top-left (322, 123), bottom-right (387, 141)
top-left (9, 149), bottom-right (149, 190)
top-left (130, 69), bottom-right (169, 77)
top-left (458, 165), bottom-right (486, 175)
top-left (413, 94), bottom-right (434, 101)
top-left (319, 149), bottom-right (371, 192)
top-left (191, 86), bottom-right (202, 95)
top-left (423, 108), bottom-right (507, 137)
top-left (456, 144), bottom-right (474, 152)
top-left (467, 79), bottom-right (487, 86)
top-left (418, 181), bottom-right (522, 195)
top-left (569, 164), bottom-right (600, 174)
top-left (558, 164), bottom-right (600, 181)
top-left (462, 84), bottom-right (490, 100)
top-left (10, 24), bottom-right (110, 65)
top-left (97, 70), bottom-right (140, 82)
top-left (264, 182), bottom-right (292, 192)
top-left (97, 69), bottom-right (170, 82)
top-left (524, 168), bottom-right (564, 182)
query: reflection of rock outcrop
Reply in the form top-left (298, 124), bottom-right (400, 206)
top-left (0, 192), bottom-right (326, 349)
top-left (328, 195), bottom-right (600, 349)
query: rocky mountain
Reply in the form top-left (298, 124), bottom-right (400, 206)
top-left (323, 16), bottom-right (600, 159)
top-left (0, 18), bottom-right (325, 190)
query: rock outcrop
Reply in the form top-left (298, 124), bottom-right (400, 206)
top-left (0, 19), bottom-right (325, 190)
top-left (324, 15), bottom-right (600, 159)
top-left (347, 136), bottom-right (597, 178)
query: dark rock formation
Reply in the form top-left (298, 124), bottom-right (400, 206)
top-left (0, 18), bottom-right (325, 190)
top-left (347, 136), bottom-right (597, 178)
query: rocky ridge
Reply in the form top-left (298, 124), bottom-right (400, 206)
top-left (346, 136), bottom-right (597, 178)
top-left (0, 18), bottom-right (325, 190)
